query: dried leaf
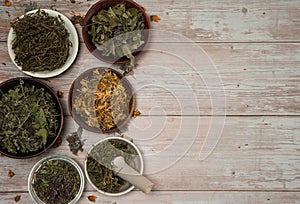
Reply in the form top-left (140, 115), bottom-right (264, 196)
top-left (14, 195), bottom-right (21, 202)
top-left (150, 15), bottom-right (160, 22)
top-left (57, 90), bottom-right (64, 98)
top-left (88, 195), bottom-right (97, 202)
top-left (5, 0), bottom-right (12, 7)
top-left (133, 109), bottom-right (141, 118)
top-left (8, 169), bottom-right (15, 178)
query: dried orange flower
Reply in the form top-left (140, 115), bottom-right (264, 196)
top-left (150, 15), bottom-right (160, 22)
top-left (88, 195), bottom-right (97, 202)
top-left (14, 195), bottom-right (21, 202)
top-left (8, 169), bottom-right (15, 178)
top-left (133, 109), bottom-right (141, 118)
top-left (5, 0), bottom-right (12, 7)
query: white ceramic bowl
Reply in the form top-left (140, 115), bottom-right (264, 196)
top-left (7, 9), bottom-right (79, 78)
top-left (85, 136), bottom-right (144, 196)
top-left (28, 155), bottom-right (85, 204)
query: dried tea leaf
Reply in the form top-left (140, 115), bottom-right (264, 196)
top-left (32, 159), bottom-right (81, 203)
top-left (8, 169), bottom-right (15, 178)
top-left (24, 1), bottom-right (38, 13)
top-left (67, 127), bottom-right (85, 155)
top-left (150, 15), bottom-right (160, 22)
top-left (11, 9), bottom-right (70, 72)
top-left (87, 195), bottom-right (97, 202)
top-left (14, 195), bottom-right (21, 202)
top-left (88, 3), bottom-right (146, 74)
top-left (70, 15), bottom-right (84, 26)
top-left (133, 109), bottom-right (141, 118)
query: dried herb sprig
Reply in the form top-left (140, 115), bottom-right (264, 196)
top-left (11, 9), bottom-right (70, 72)
top-left (32, 159), bottom-right (81, 204)
top-left (87, 139), bottom-right (137, 193)
top-left (0, 80), bottom-right (60, 154)
top-left (88, 3), bottom-right (145, 74)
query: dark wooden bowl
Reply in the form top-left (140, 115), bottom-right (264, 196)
top-left (0, 77), bottom-right (64, 159)
top-left (82, 0), bottom-right (150, 64)
top-left (68, 67), bottom-right (135, 133)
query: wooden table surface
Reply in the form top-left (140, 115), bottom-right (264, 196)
top-left (1, 0), bottom-right (300, 203)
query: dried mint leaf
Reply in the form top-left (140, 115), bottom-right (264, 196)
top-left (0, 79), bottom-right (60, 154)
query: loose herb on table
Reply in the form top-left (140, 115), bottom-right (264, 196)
top-left (87, 139), bottom-right (137, 193)
top-left (67, 127), bottom-right (85, 155)
top-left (14, 195), bottom-right (21, 202)
top-left (73, 69), bottom-right (130, 132)
top-left (8, 169), bottom-right (15, 178)
top-left (11, 9), bottom-right (70, 72)
top-left (32, 159), bottom-right (81, 204)
top-left (0, 80), bottom-right (60, 154)
top-left (87, 195), bottom-right (97, 202)
top-left (88, 3), bottom-right (146, 74)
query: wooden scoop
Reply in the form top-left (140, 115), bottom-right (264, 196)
top-left (111, 156), bottom-right (154, 194)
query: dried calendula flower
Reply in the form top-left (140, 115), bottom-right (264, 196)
top-left (133, 109), bottom-right (141, 118)
top-left (150, 15), bottom-right (160, 22)
top-left (57, 90), bottom-right (64, 98)
top-left (8, 169), bottom-right (15, 178)
top-left (73, 69), bottom-right (131, 132)
top-left (87, 195), bottom-right (97, 202)
top-left (5, 0), bottom-right (12, 7)
top-left (14, 195), bottom-right (21, 202)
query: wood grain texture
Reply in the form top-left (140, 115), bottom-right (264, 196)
top-left (0, 42), bottom-right (299, 116)
top-left (0, 116), bottom-right (299, 192)
top-left (1, 0), bottom-right (300, 42)
top-left (0, 191), bottom-right (300, 204)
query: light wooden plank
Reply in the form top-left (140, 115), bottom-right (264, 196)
top-left (0, 116), bottom-right (299, 191)
top-left (1, 0), bottom-right (300, 42)
top-left (0, 42), bottom-right (299, 115)
top-left (0, 191), bottom-right (300, 204)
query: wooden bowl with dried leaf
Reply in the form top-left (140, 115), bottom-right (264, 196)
top-left (82, 0), bottom-right (150, 73)
top-left (0, 78), bottom-right (63, 159)
top-left (68, 67), bottom-right (135, 133)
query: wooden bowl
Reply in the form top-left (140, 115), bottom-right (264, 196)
top-left (82, 0), bottom-right (150, 64)
top-left (68, 67), bottom-right (135, 133)
top-left (0, 77), bottom-right (64, 159)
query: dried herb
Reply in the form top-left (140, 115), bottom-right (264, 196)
top-left (73, 69), bottom-right (131, 132)
top-left (14, 195), bottom-right (21, 202)
top-left (67, 127), bottom-right (85, 155)
top-left (87, 195), bottom-right (97, 202)
top-left (11, 9), bottom-right (70, 72)
top-left (88, 3), bottom-right (145, 74)
top-left (70, 15), bottom-right (84, 26)
top-left (150, 15), bottom-right (160, 22)
top-left (0, 79), bottom-right (60, 154)
top-left (87, 139), bottom-right (137, 193)
top-left (32, 159), bottom-right (81, 204)
top-left (133, 109), bottom-right (141, 118)
top-left (8, 169), bottom-right (15, 178)
top-left (2, 62), bottom-right (6, 66)
top-left (56, 90), bottom-right (64, 98)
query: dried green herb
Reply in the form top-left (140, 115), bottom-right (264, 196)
top-left (11, 9), bottom-right (70, 72)
top-left (73, 69), bottom-right (130, 131)
top-left (88, 3), bottom-right (145, 74)
top-left (24, 1), bottom-right (38, 13)
top-left (67, 127), bottom-right (85, 155)
top-left (87, 139), bottom-right (137, 193)
top-left (70, 14), bottom-right (84, 26)
top-left (0, 79), bottom-right (60, 154)
top-left (32, 159), bottom-right (81, 204)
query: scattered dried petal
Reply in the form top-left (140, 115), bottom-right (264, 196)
top-left (57, 90), bottom-right (64, 98)
top-left (5, 11), bottom-right (11, 17)
top-left (150, 15), bottom-right (160, 22)
top-left (133, 109), bottom-right (141, 118)
top-left (77, 1), bottom-right (83, 4)
top-left (88, 195), bottom-right (97, 202)
top-left (2, 62), bottom-right (7, 66)
top-left (8, 169), bottom-right (15, 178)
top-left (5, 0), bottom-right (12, 7)
top-left (14, 195), bottom-right (21, 202)
top-left (70, 0), bottom-right (76, 3)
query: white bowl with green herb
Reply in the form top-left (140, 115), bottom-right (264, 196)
top-left (7, 9), bottom-right (79, 78)
top-left (28, 155), bottom-right (85, 204)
